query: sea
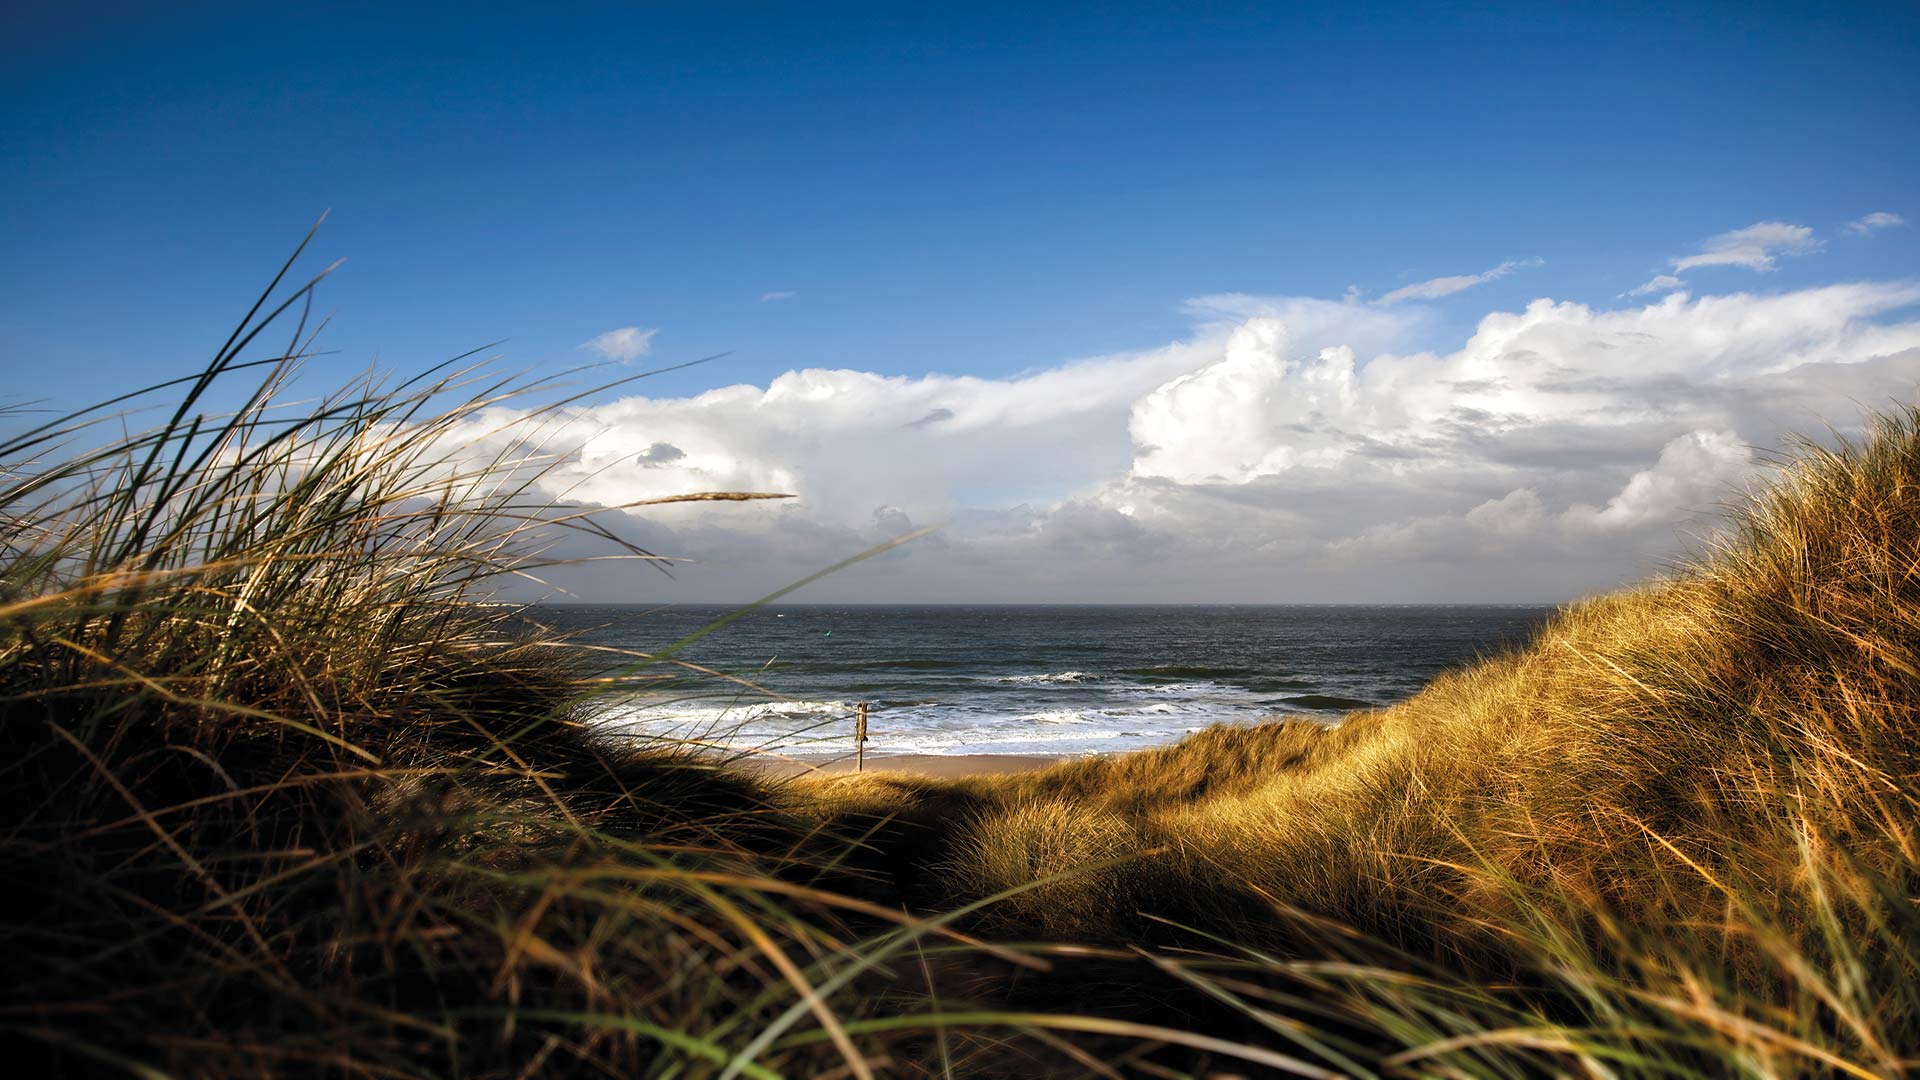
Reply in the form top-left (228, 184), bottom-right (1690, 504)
top-left (534, 605), bottom-right (1555, 758)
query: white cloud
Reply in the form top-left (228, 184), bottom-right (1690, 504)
top-left (1670, 221), bottom-right (1819, 273)
top-left (1628, 221), bottom-right (1824, 298)
top-left (457, 336), bottom-right (1225, 529)
top-left (760, 290), bottom-right (797, 302)
top-left (1564, 429), bottom-right (1752, 531)
top-left (1624, 274), bottom-right (1685, 297)
top-left (1112, 282), bottom-right (1920, 495)
top-left (1846, 211), bottom-right (1906, 236)
top-left (1130, 320), bottom-right (1359, 484)
top-left (581, 326), bottom-right (659, 361)
top-left (1327, 429), bottom-right (1752, 565)
top-left (1178, 293), bottom-right (1423, 358)
top-left (467, 275), bottom-right (1920, 603)
top-left (1329, 488), bottom-right (1551, 563)
top-left (1374, 257), bottom-right (1543, 305)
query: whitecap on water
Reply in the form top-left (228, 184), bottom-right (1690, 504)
top-left (993, 671), bottom-right (1103, 685)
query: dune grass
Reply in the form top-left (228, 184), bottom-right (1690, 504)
top-left (7, 241), bottom-right (1920, 1077)
top-left (800, 406), bottom-right (1920, 1075)
top-left (0, 246), bottom-right (1060, 1077)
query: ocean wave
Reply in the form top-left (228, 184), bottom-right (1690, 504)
top-left (994, 671), bottom-right (1103, 685)
top-left (1121, 681), bottom-right (1222, 696)
top-left (590, 697), bottom-right (857, 733)
top-left (1015, 709), bottom-right (1100, 724)
top-left (1239, 677), bottom-right (1319, 691)
top-left (578, 682), bottom-right (1300, 757)
top-left (1116, 664), bottom-right (1252, 679)
top-left (854, 724), bottom-right (1184, 756)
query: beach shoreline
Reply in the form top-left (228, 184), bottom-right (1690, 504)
top-left (748, 752), bottom-right (1066, 779)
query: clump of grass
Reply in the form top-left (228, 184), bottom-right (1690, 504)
top-left (802, 407), bottom-right (1920, 1075)
top-left (0, 238), bottom-right (1069, 1078)
top-left (947, 798), bottom-right (1138, 937)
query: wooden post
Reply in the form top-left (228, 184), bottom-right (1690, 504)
top-left (855, 702), bottom-right (869, 772)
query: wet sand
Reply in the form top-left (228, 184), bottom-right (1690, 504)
top-left (749, 753), bottom-right (1065, 779)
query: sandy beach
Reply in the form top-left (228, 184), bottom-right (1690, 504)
top-left (749, 753), bottom-right (1065, 779)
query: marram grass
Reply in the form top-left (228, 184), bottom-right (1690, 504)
top-left (6, 247), bottom-right (1920, 1077)
top-left (802, 405), bottom-right (1920, 1076)
top-left (0, 245), bottom-right (977, 1078)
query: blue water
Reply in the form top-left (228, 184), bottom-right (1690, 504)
top-left (534, 605), bottom-right (1554, 757)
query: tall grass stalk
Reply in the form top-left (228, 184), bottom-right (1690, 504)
top-left (0, 241), bottom-right (1079, 1077)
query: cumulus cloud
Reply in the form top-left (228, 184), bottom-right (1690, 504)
top-left (455, 336), bottom-right (1227, 532)
top-left (581, 326), bottom-right (658, 361)
top-left (1130, 320), bottom-right (1359, 484)
top-left (1128, 282), bottom-right (1919, 487)
top-left (1374, 257), bottom-right (1543, 305)
top-left (1847, 211), bottom-right (1906, 236)
top-left (466, 274), bottom-right (1920, 604)
top-left (1565, 429), bottom-right (1753, 531)
top-left (759, 290), bottom-right (797, 302)
top-left (1326, 429), bottom-right (1753, 566)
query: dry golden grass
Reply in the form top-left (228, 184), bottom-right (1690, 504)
top-left (0, 245), bottom-right (1076, 1078)
top-left (11, 239), bottom-right (1920, 1076)
top-left (796, 408), bottom-right (1920, 1075)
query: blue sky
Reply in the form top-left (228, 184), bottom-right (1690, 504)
top-left (4, 2), bottom-right (1919, 601)
top-left (5, 2), bottom-right (1916, 397)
